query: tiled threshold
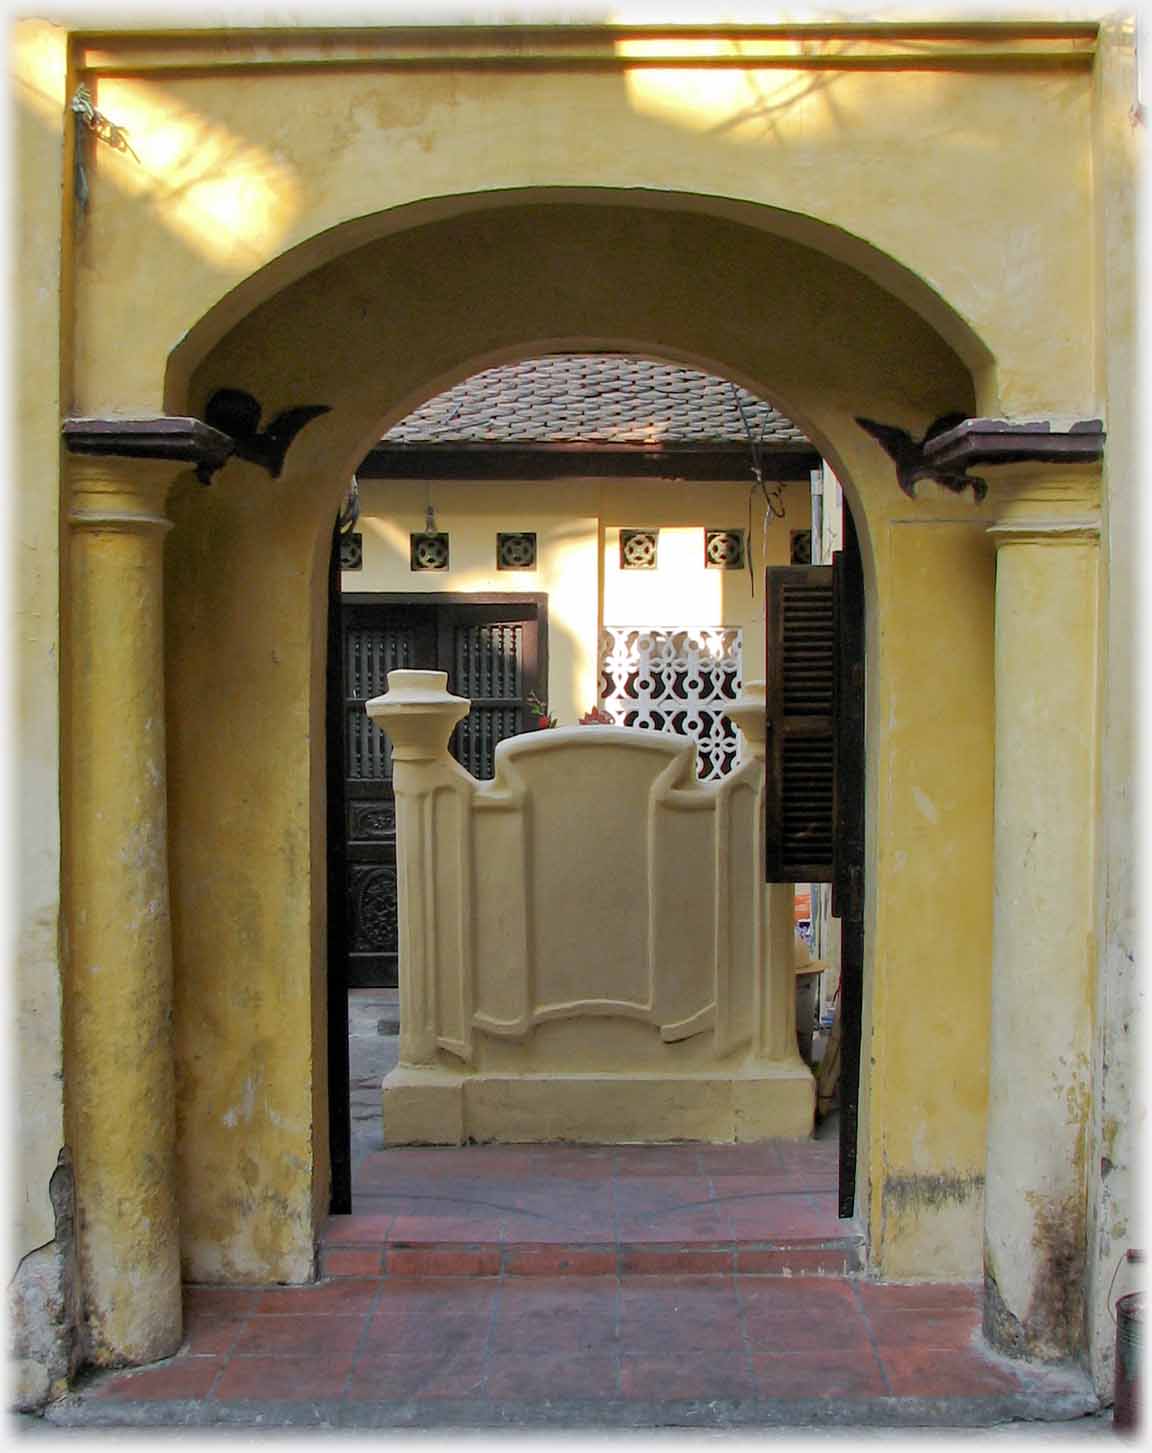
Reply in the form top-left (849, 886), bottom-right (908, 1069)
top-left (326, 1138), bottom-right (860, 1276)
top-left (38, 1141), bottom-right (1100, 1430)
top-left (47, 1277), bottom-right (1099, 1430)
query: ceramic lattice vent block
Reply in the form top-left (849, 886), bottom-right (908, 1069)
top-left (790, 529), bottom-right (813, 565)
top-left (410, 532), bottom-right (450, 571)
top-left (620, 529), bottom-right (659, 570)
top-left (340, 531), bottom-right (363, 570)
top-left (705, 529), bottom-right (745, 570)
top-left (497, 532), bottom-right (537, 570)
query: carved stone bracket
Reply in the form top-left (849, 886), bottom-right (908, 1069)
top-left (62, 416), bottom-right (236, 485)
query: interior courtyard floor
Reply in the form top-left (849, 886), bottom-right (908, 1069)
top-left (36, 993), bottom-right (1102, 1431)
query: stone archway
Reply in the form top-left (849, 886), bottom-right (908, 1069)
top-left (64, 188), bottom-right (1101, 1373)
top-left (157, 193), bottom-right (993, 1294)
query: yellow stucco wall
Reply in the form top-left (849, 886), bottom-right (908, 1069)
top-left (24, 20), bottom-right (1126, 1313)
top-left (345, 476), bottom-right (810, 720)
top-left (13, 13), bottom-right (67, 1255)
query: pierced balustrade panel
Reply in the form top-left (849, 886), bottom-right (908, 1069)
top-left (599, 626), bottom-right (743, 781)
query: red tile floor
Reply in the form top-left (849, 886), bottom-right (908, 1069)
top-left (56, 1142), bottom-right (1098, 1430)
top-left (325, 1139), bottom-right (860, 1276)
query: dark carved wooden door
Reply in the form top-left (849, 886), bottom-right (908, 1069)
top-left (340, 595), bottom-right (546, 989)
top-left (342, 604), bottom-right (437, 988)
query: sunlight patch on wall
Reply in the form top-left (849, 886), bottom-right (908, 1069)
top-left (618, 50), bottom-right (846, 143)
top-left (13, 23), bottom-right (68, 121)
top-left (89, 79), bottom-right (302, 268)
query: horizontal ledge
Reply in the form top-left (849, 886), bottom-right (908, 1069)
top-left (359, 444), bottom-right (820, 482)
top-left (75, 24), bottom-right (1098, 76)
top-left (924, 417), bottom-right (1105, 469)
top-left (986, 517), bottom-right (1100, 542)
top-left (75, 54), bottom-right (1097, 78)
top-left (63, 416), bottom-right (235, 469)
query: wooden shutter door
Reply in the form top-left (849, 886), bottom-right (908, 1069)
top-left (764, 509), bottom-right (866, 1219)
top-left (764, 565), bottom-right (835, 883)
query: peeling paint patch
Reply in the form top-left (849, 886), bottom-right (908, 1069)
top-left (8, 1148), bottom-right (80, 1409)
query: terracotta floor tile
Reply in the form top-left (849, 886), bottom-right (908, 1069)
top-left (386, 1246), bottom-right (502, 1277)
top-left (856, 1281), bottom-right (982, 1312)
top-left (866, 1305), bottom-right (983, 1349)
top-left (696, 1144), bottom-right (785, 1175)
top-left (621, 1247), bottom-right (734, 1275)
top-left (321, 1247), bottom-right (384, 1277)
top-left (485, 1351), bottom-right (619, 1399)
top-left (751, 1349), bottom-right (890, 1399)
top-left (613, 1176), bottom-right (717, 1209)
top-left (490, 1300), bottom-right (616, 1353)
top-left (184, 1287), bottom-right (264, 1318)
top-left (736, 1276), bottom-right (859, 1316)
top-left (743, 1311), bottom-right (873, 1355)
top-left (612, 1146), bottom-right (705, 1175)
top-left (737, 1249), bottom-right (856, 1275)
top-left (504, 1245), bottom-right (618, 1276)
top-left (323, 1213), bottom-right (396, 1245)
top-left (180, 1315), bottom-right (249, 1357)
top-left (619, 1354), bottom-right (759, 1401)
top-left (386, 1215), bottom-right (508, 1243)
top-left (619, 1284), bottom-right (745, 1351)
top-left (725, 1196), bottom-right (844, 1239)
top-left (233, 1312), bottom-right (366, 1358)
top-left (346, 1350), bottom-right (487, 1400)
top-left (92, 1360), bottom-right (222, 1401)
top-left (617, 1214), bottom-right (733, 1243)
top-left (880, 1343), bottom-right (1022, 1398)
top-left (213, 1353), bottom-right (355, 1401)
top-left (251, 1279), bottom-right (380, 1315)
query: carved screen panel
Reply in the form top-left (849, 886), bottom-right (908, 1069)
top-left (599, 627), bottom-right (742, 781)
top-left (344, 625), bottom-right (414, 781)
top-left (452, 621), bottom-right (527, 780)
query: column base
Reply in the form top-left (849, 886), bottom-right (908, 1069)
top-left (381, 1063), bottom-right (815, 1145)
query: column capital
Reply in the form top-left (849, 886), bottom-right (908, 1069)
top-left (67, 453), bottom-right (178, 533)
top-left (987, 517), bottom-right (1101, 548)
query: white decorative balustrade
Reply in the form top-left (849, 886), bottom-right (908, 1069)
top-left (599, 626), bottom-right (742, 780)
top-left (366, 670), bottom-right (812, 1144)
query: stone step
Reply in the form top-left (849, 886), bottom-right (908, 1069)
top-left (318, 1225), bottom-right (865, 1279)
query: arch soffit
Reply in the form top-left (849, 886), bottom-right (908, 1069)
top-left (166, 187), bottom-right (994, 416)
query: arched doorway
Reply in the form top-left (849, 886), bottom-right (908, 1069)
top-left (321, 349), bottom-right (865, 1229)
top-left (160, 193), bottom-right (992, 1290)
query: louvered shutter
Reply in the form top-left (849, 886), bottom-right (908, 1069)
top-left (764, 565), bottom-right (835, 882)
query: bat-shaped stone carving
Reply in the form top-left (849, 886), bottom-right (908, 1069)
top-left (204, 387), bottom-right (331, 479)
top-left (855, 413), bottom-right (987, 502)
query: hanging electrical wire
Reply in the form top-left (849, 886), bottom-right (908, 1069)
top-left (731, 384), bottom-right (786, 596)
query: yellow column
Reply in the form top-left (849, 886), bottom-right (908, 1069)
top-left (67, 454), bottom-right (182, 1365)
top-left (983, 517), bottom-right (1098, 1360)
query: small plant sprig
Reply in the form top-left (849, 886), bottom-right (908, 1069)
top-left (526, 692), bottom-right (558, 729)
